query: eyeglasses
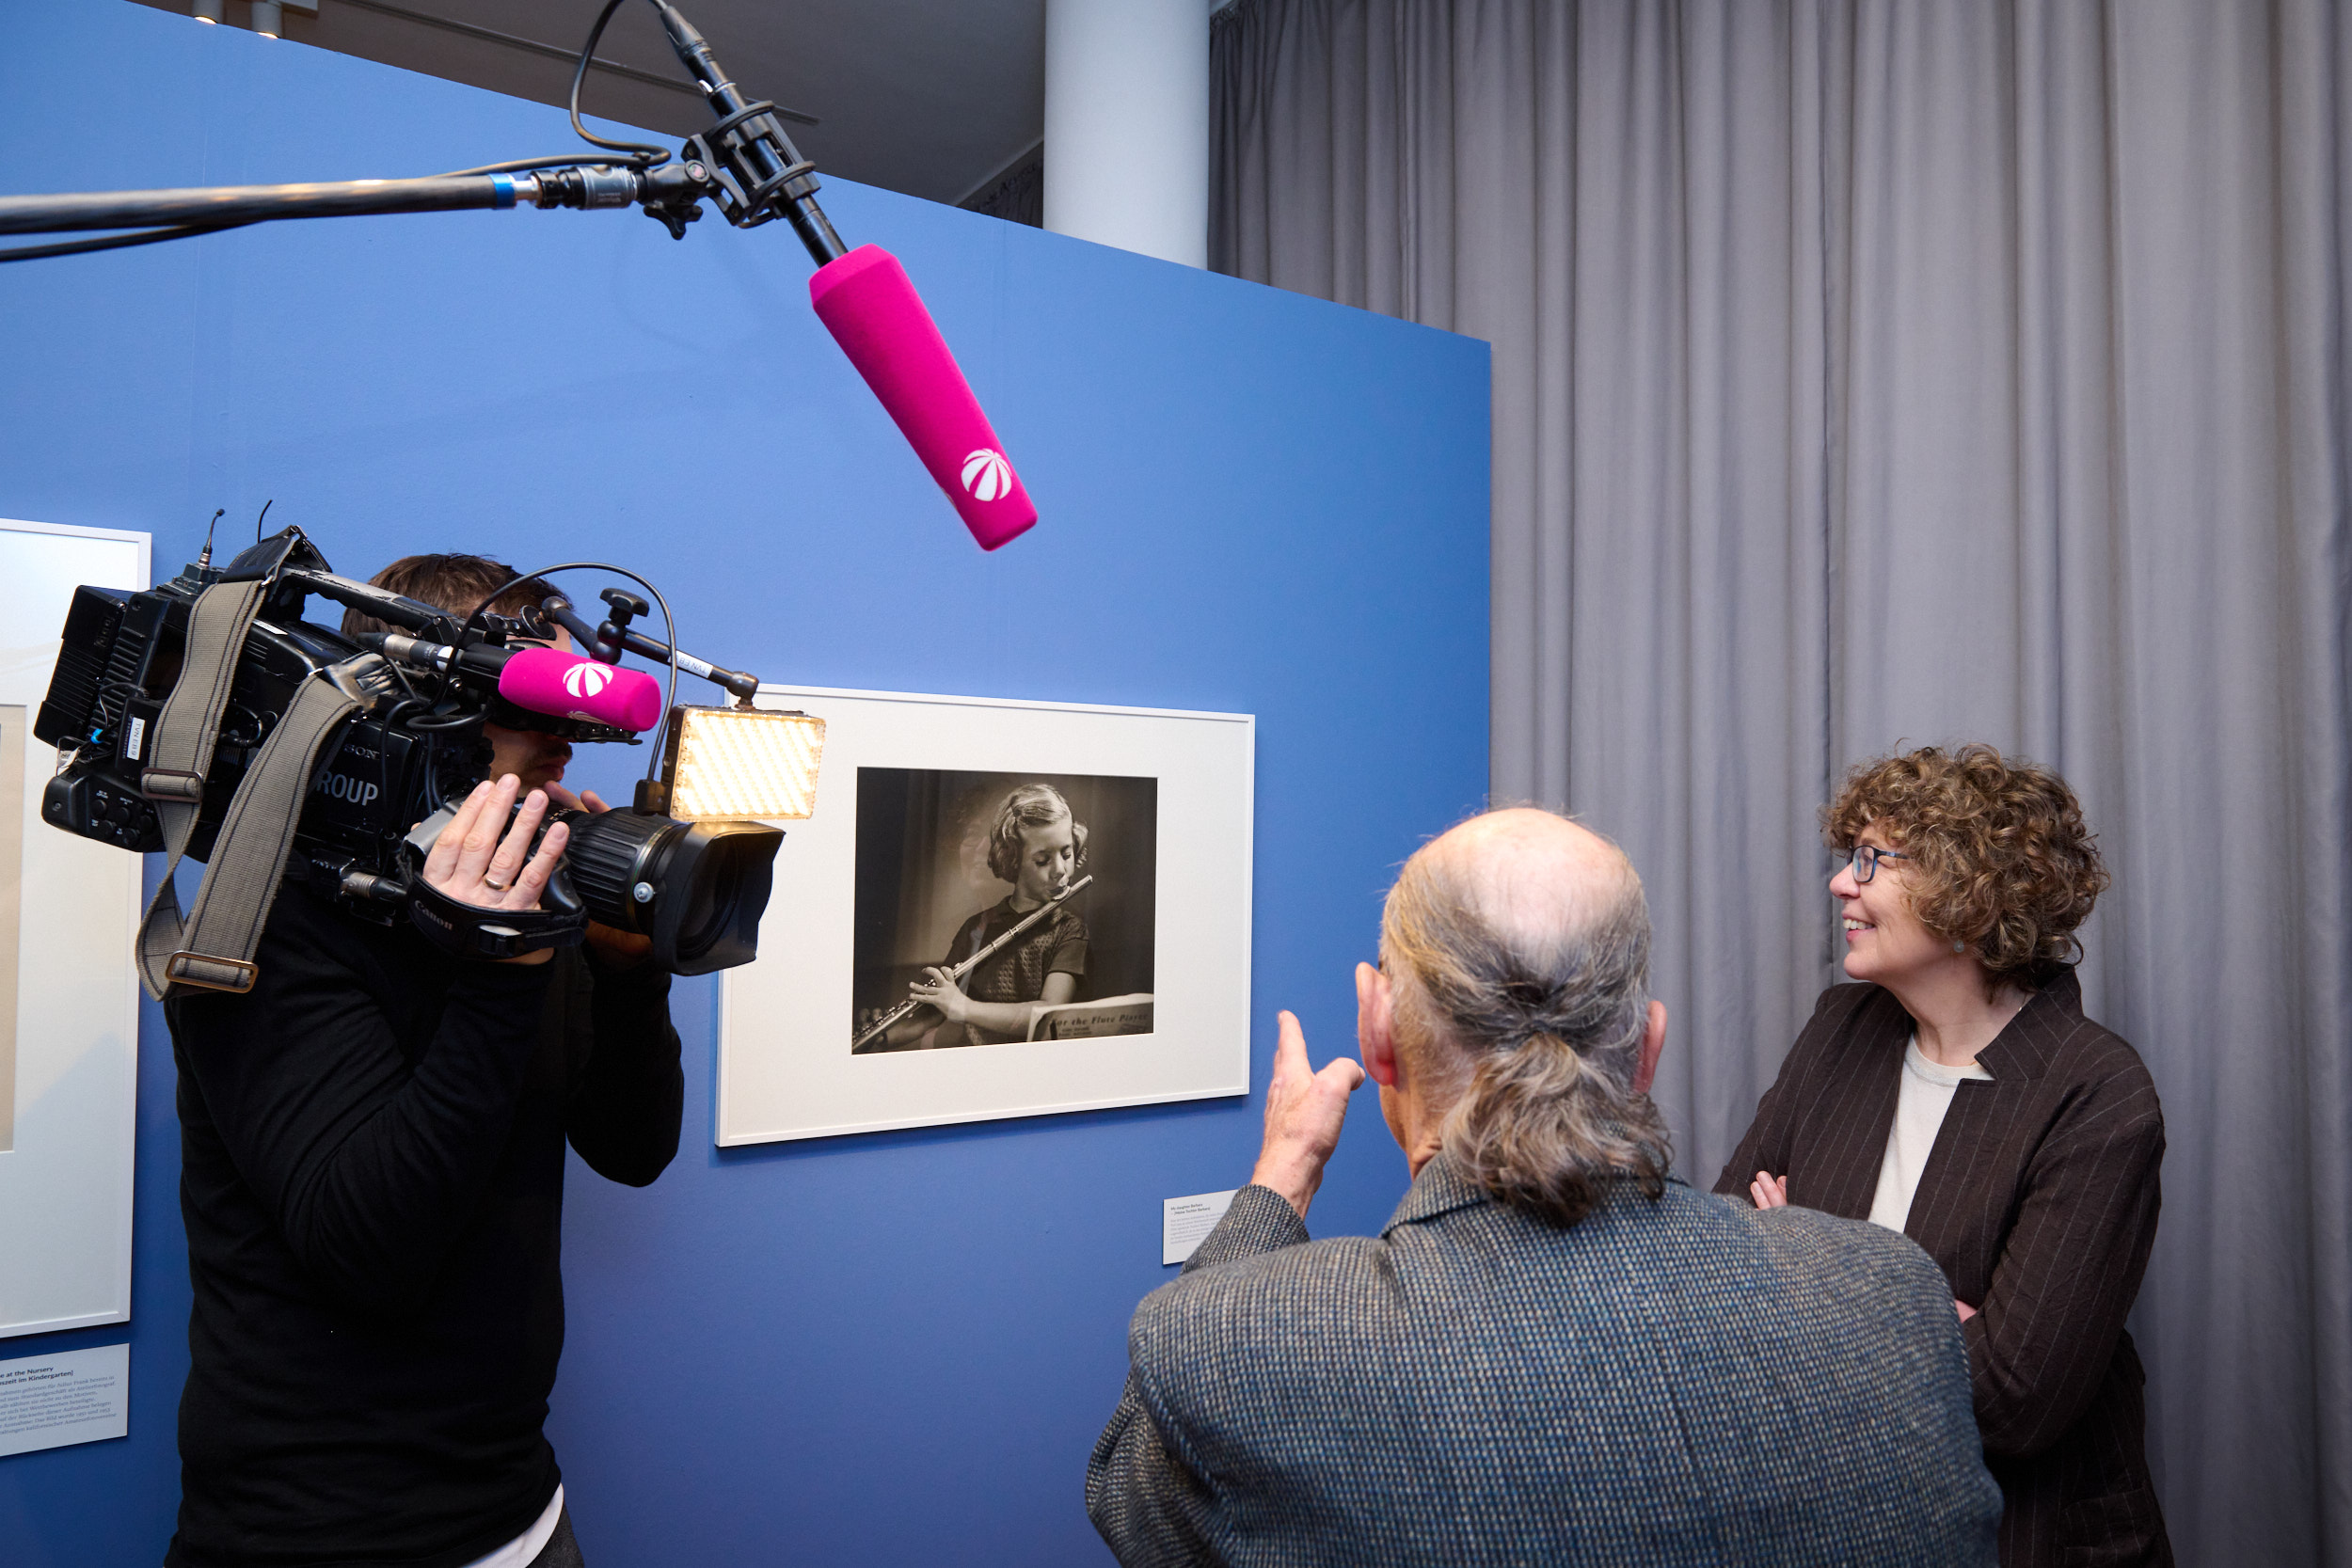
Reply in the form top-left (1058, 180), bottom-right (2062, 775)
top-left (1845, 845), bottom-right (1909, 884)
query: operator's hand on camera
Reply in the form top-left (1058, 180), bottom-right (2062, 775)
top-left (909, 967), bottom-right (971, 1023)
top-left (543, 783), bottom-right (606, 815)
top-left (540, 784), bottom-right (656, 971)
top-left (423, 776), bottom-right (569, 965)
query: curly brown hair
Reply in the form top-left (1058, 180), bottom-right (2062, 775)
top-left (1824, 744), bottom-right (2109, 992)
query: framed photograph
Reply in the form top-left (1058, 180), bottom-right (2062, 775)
top-left (718, 686), bottom-right (1253, 1145)
top-left (0, 519), bottom-right (149, 1338)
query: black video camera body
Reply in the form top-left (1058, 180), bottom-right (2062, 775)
top-left (35, 526), bottom-right (785, 977)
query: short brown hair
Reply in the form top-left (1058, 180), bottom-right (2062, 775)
top-left (339, 553), bottom-right (553, 640)
top-left (1824, 743), bottom-right (2108, 991)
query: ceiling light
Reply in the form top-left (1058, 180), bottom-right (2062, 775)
top-left (250, 0), bottom-right (281, 36)
top-left (191, 0), bottom-right (222, 20)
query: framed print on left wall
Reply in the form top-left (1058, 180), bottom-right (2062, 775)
top-left (0, 518), bottom-right (149, 1338)
top-left (718, 685), bottom-right (1253, 1145)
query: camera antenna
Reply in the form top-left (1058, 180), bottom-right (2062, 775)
top-left (194, 507), bottom-right (225, 572)
top-left (254, 499), bottom-right (274, 544)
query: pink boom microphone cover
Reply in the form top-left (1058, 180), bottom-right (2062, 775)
top-left (808, 245), bottom-right (1038, 551)
top-left (498, 647), bottom-right (664, 733)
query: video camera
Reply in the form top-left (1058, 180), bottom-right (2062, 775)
top-left (34, 523), bottom-right (809, 985)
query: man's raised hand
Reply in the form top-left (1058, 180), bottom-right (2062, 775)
top-left (422, 776), bottom-right (569, 964)
top-left (1248, 1010), bottom-right (1366, 1219)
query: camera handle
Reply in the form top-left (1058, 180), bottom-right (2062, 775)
top-left (593, 588), bottom-right (648, 665)
top-left (403, 870), bottom-right (590, 961)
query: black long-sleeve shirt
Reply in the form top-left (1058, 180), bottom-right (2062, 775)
top-left (162, 879), bottom-right (682, 1568)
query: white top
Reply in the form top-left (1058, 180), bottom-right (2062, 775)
top-left (1867, 1037), bottom-right (1994, 1232)
top-left (455, 1485), bottom-right (564, 1568)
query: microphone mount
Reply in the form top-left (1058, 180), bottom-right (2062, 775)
top-left (537, 593), bottom-right (761, 704)
top-left (652, 0), bottom-right (846, 264)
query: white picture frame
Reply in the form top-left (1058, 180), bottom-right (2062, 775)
top-left (0, 519), bottom-right (150, 1338)
top-left (718, 686), bottom-right (1253, 1145)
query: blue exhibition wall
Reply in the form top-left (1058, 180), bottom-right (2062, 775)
top-left (0, 5), bottom-right (1488, 1564)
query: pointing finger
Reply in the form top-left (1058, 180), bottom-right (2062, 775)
top-left (1274, 1009), bottom-right (1310, 1084)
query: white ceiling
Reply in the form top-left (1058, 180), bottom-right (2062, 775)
top-left (125, 0), bottom-right (1049, 206)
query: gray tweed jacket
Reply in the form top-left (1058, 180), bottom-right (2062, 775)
top-left (1089, 1159), bottom-right (2003, 1567)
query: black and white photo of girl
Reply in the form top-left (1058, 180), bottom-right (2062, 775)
top-left (850, 769), bottom-right (1156, 1053)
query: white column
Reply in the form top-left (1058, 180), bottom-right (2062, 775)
top-left (1042, 0), bottom-right (1211, 268)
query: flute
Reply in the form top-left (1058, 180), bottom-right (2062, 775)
top-left (850, 874), bottom-right (1096, 1051)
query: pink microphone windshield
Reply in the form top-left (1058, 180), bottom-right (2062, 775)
top-left (808, 245), bottom-right (1038, 551)
top-left (497, 647), bottom-right (664, 734)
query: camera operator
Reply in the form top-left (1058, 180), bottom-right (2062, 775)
top-left (163, 556), bottom-right (683, 1568)
top-left (343, 554), bottom-right (657, 969)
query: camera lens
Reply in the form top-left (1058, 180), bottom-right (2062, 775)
top-left (559, 808), bottom-right (784, 974)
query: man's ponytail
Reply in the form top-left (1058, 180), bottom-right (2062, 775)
top-left (1382, 830), bottom-right (1672, 1227)
top-left (1444, 1031), bottom-right (1669, 1227)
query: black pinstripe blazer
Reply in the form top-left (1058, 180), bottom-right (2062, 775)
top-left (1089, 1162), bottom-right (2003, 1567)
top-left (1715, 971), bottom-right (2170, 1568)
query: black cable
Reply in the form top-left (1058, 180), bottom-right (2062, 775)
top-left (4, 0), bottom-right (670, 265)
top-left (569, 0), bottom-right (671, 168)
top-left (3, 0), bottom-right (693, 262)
top-left (458, 562), bottom-right (682, 786)
top-left (434, 154), bottom-right (651, 178)
top-left (407, 707), bottom-right (490, 733)
top-left (0, 221), bottom-right (251, 264)
top-left (372, 660), bottom-right (426, 715)
top-left (0, 150), bottom-right (663, 261)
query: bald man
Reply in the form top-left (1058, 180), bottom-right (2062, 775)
top-left (1087, 808), bottom-right (2002, 1568)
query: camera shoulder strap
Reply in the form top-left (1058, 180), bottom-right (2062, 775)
top-left (134, 581), bottom-right (360, 1000)
top-left (138, 578), bottom-right (265, 810)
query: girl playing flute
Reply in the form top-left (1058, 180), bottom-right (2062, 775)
top-left (866, 784), bottom-right (1090, 1050)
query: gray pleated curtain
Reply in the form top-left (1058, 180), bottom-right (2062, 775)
top-left (1210, 2), bottom-right (2352, 1563)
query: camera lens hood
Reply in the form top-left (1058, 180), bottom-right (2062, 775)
top-left (560, 806), bottom-right (782, 974)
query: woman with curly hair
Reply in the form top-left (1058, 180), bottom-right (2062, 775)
top-left (1717, 744), bottom-right (2170, 1568)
